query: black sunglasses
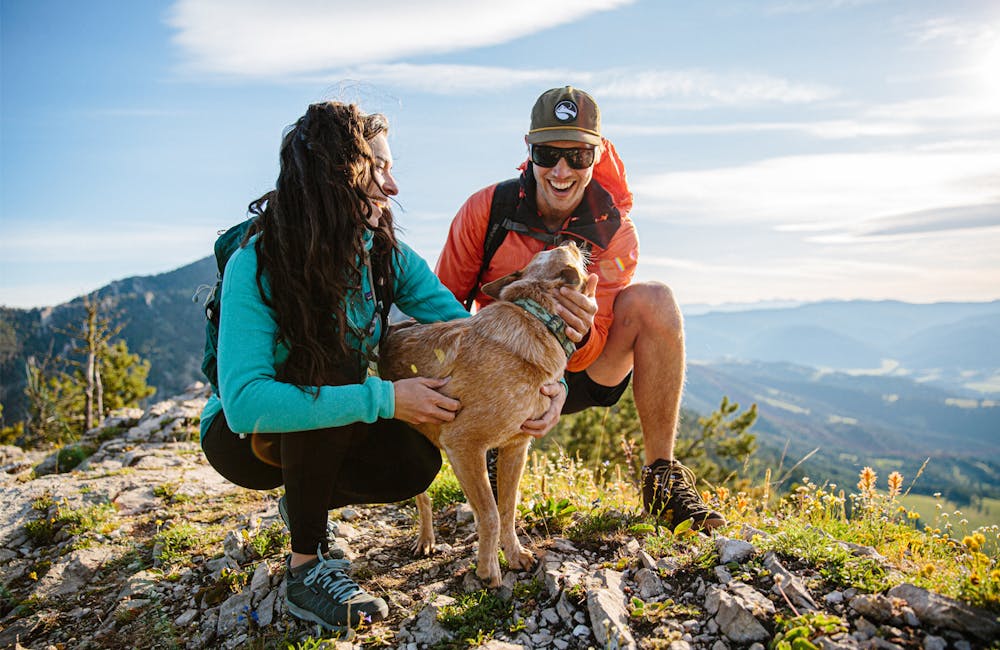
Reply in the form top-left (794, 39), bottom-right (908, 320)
top-left (530, 144), bottom-right (596, 170)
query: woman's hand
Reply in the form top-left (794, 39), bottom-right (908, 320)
top-left (520, 381), bottom-right (567, 438)
top-left (554, 273), bottom-right (598, 343)
top-left (393, 377), bottom-right (461, 425)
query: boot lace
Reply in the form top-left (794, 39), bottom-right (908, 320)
top-left (650, 460), bottom-right (707, 513)
top-left (303, 547), bottom-right (366, 604)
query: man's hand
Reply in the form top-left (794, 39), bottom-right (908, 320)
top-left (520, 381), bottom-right (567, 438)
top-left (393, 377), bottom-right (461, 425)
top-left (554, 273), bottom-right (598, 343)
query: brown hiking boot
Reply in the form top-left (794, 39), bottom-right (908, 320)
top-left (641, 459), bottom-right (726, 531)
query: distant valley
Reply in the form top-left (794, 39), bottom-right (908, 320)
top-left (2, 259), bottom-right (997, 507)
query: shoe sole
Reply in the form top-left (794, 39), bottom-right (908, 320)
top-left (286, 600), bottom-right (357, 635)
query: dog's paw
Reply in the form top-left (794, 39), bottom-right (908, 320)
top-left (411, 534), bottom-right (436, 556)
top-left (475, 557), bottom-right (502, 588)
top-left (505, 544), bottom-right (535, 571)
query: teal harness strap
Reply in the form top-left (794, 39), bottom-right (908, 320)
top-left (512, 298), bottom-right (576, 360)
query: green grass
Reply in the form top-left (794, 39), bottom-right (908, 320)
top-left (900, 493), bottom-right (1000, 531)
top-left (426, 460), bottom-right (466, 509)
top-left (154, 522), bottom-right (201, 567)
top-left (435, 589), bottom-right (514, 649)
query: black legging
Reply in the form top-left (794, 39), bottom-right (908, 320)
top-left (202, 412), bottom-right (441, 554)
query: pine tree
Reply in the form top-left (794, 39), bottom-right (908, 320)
top-left (21, 296), bottom-right (155, 447)
top-left (543, 388), bottom-right (758, 489)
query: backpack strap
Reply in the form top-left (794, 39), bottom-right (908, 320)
top-left (464, 178), bottom-right (521, 310)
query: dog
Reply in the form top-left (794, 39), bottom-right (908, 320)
top-left (379, 242), bottom-right (589, 587)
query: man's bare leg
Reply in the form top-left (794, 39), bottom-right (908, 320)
top-left (584, 281), bottom-right (684, 463)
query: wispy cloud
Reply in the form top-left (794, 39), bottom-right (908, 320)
top-left (907, 16), bottom-right (999, 48)
top-left (633, 144), bottom-right (1000, 241)
top-left (167, 0), bottom-right (634, 77)
top-left (304, 63), bottom-right (580, 94)
top-left (300, 64), bottom-right (836, 108)
top-left (606, 118), bottom-right (921, 139)
top-left (594, 69), bottom-right (838, 105)
top-left (765, 0), bottom-right (883, 15)
top-left (808, 203), bottom-right (1000, 242)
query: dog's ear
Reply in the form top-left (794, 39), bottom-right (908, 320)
top-left (481, 270), bottom-right (522, 299)
top-left (559, 267), bottom-right (583, 288)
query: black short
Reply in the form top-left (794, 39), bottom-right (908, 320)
top-left (561, 369), bottom-right (632, 415)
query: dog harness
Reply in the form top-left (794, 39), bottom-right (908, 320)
top-left (512, 298), bottom-right (576, 359)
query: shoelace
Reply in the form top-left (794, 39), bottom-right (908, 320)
top-left (303, 548), bottom-right (366, 604)
top-left (650, 461), bottom-right (705, 510)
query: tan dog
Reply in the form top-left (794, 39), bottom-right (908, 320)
top-left (380, 243), bottom-right (589, 587)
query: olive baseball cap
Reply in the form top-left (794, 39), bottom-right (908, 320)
top-left (526, 86), bottom-right (601, 146)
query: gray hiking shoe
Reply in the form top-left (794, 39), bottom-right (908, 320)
top-left (641, 459), bottom-right (726, 531)
top-left (285, 546), bottom-right (388, 629)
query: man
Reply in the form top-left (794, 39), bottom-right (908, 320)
top-left (436, 86), bottom-right (725, 530)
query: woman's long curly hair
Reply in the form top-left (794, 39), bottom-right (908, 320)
top-left (245, 101), bottom-right (398, 389)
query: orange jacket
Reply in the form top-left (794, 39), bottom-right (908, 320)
top-left (436, 138), bottom-right (639, 372)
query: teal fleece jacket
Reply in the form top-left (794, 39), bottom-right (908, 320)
top-left (199, 232), bottom-right (470, 441)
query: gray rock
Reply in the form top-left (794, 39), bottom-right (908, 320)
top-left (712, 640), bottom-right (728, 650)
top-left (249, 560), bottom-right (270, 597)
top-left (223, 529), bottom-right (246, 564)
top-left (854, 616), bottom-right (878, 640)
top-left (572, 624), bottom-right (591, 638)
top-left (480, 641), bottom-right (530, 650)
top-left (635, 567), bottom-right (664, 599)
top-left (714, 565), bottom-right (733, 585)
top-left (32, 546), bottom-right (113, 598)
top-left (256, 588), bottom-right (277, 627)
top-left (410, 594), bottom-right (456, 646)
top-left (705, 584), bottom-right (772, 643)
top-left (764, 552), bottom-right (817, 611)
top-left (330, 520), bottom-right (360, 540)
top-left (530, 630), bottom-right (553, 645)
top-left (175, 608), bottom-right (198, 627)
top-left (638, 549), bottom-right (658, 570)
top-left (216, 590), bottom-right (253, 636)
top-left (586, 569), bottom-right (636, 649)
top-left (716, 536), bottom-right (755, 564)
top-left (889, 583), bottom-right (1000, 642)
top-left (455, 503), bottom-right (474, 524)
top-left (850, 593), bottom-right (894, 622)
top-left (116, 569), bottom-right (160, 600)
top-left (922, 635), bottom-right (946, 650)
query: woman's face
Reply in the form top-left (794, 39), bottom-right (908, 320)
top-left (363, 133), bottom-right (398, 227)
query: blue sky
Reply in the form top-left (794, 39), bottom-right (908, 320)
top-left (2, 0), bottom-right (999, 309)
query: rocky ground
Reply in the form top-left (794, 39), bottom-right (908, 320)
top-left (1, 386), bottom-right (998, 649)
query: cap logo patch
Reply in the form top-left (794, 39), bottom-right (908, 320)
top-left (554, 100), bottom-right (578, 122)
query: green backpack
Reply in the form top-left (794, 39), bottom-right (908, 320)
top-left (200, 218), bottom-right (256, 393)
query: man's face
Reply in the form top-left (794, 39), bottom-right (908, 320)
top-left (363, 133), bottom-right (398, 227)
top-left (529, 140), bottom-right (599, 223)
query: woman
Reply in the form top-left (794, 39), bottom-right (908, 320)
top-left (199, 101), bottom-right (590, 631)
